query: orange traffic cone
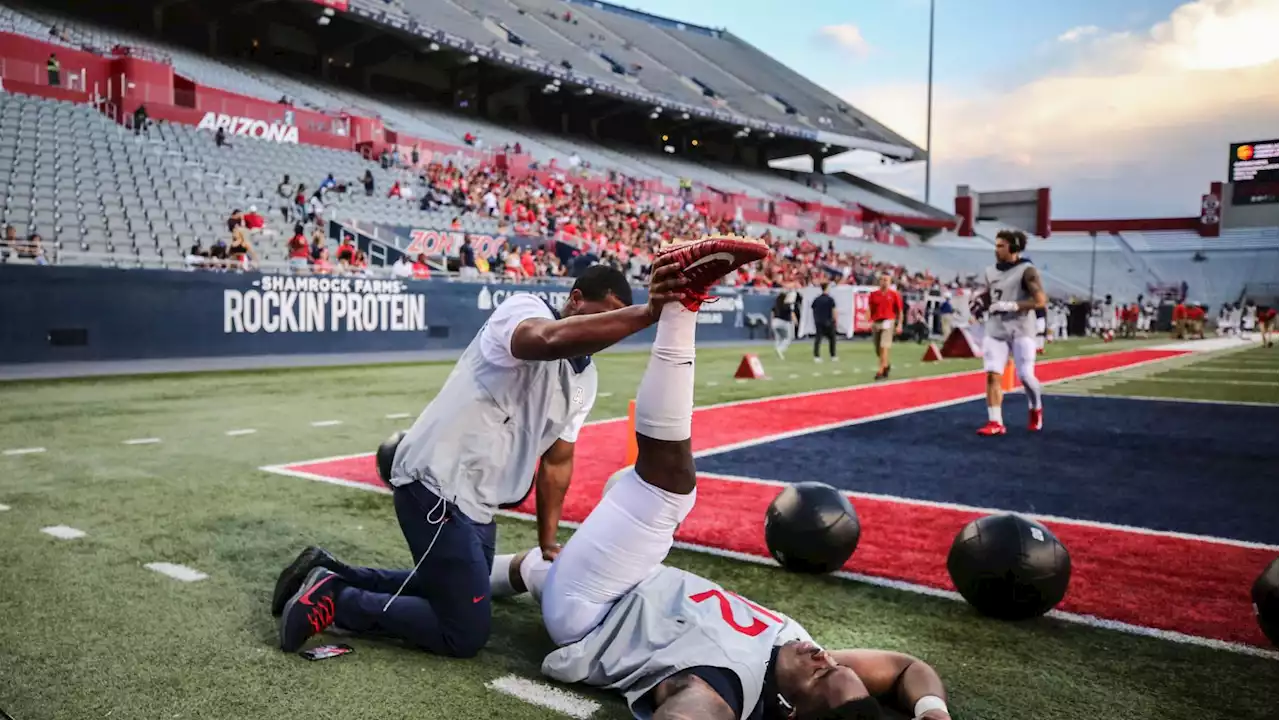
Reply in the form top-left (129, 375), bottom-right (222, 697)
top-left (625, 399), bottom-right (638, 466)
top-left (1000, 358), bottom-right (1017, 392)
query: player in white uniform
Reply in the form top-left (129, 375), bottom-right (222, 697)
top-left (977, 230), bottom-right (1048, 436)
top-left (490, 273), bottom-right (953, 720)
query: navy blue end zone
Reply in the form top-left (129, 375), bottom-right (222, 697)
top-left (696, 395), bottom-right (1279, 544)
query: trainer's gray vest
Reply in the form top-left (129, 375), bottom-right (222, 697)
top-left (390, 307), bottom-right (595, 524)
top-left (542, 566), bottom-right (812, 719)
top-left (984, 261), bottom-right (1039, 340)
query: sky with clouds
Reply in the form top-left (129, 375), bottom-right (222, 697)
top-left (617, 0), bottom-right (1279, 218)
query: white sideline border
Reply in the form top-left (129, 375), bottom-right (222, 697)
top-left (486, 674), bottom-right (599, 719)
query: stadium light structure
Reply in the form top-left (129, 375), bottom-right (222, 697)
top-left (924, 0), bottom-right (936, 204)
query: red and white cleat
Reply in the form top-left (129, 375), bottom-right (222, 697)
top-left (655, 234), bottom-right (771, 311)
top-left (976, 421), bottom-right (1007, 436)
top-left (1028, 408), bottom-right (1043, 432)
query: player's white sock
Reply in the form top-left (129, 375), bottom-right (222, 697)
top-left (988, 405), bottom-right (1003, 425)
top-left (519, 550), bottom-right (551, 604)
top-left (634, 303), bottom-right (696, 442)
top-left (489, 554), bottom-right (517, 598)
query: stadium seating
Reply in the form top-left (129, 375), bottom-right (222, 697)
top-left (0, 0), bottom-right (1274, 309)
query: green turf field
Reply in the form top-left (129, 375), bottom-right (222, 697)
top-left (0, 338), bottom-right (1275, 720)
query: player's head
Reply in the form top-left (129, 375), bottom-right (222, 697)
top-left (994, 230), bottom-right (1027, 263)
top-left (877, 273), bottom-right (891, 290)
top-left (772, 641), bottom-right (881, 719)
top-left (563, 265), bottom-right (632, 317)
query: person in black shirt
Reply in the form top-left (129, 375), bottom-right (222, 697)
top-left (811, 283), bottom-right (838, 362)
top-left (770, 290), bottom-right (795, 360)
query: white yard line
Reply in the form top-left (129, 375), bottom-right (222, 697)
top-left (225, 429), bottom-right (257, 437)
top-left (0, 503), bottom-right (10, 511)
top-left (144, 563), bottom-right (208, 582)
top-left (486, 675), bottom-right (599, 719)
top-left (41, 525), bottom-right (86, 540)
top-left (3, 447), bottom-right (46, 456)
top-left (310, 420), bottom-right (343, 427)
top-left (384, 413), bottom-right (412, 420)
top-left (122, 438), bottom-right (161, 445)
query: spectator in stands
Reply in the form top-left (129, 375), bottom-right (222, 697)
top-left (337, 234), bottom-right (356, 267)
top-left (215, 125), bottom-right (229, 148)
top-left (391, 255), bottom-right (413, 279)
top-left (294, 184), bottom-right (308, 221)
top-left (313, 247), bottom-right (333, 275)
top-left (310, 229), bottom-right (326, 261)
top-left (307, 191), bottom-right (325, 225)
top-left (186, 239), bottom-right (208, 270)
top-left (319, 174), bottom-right (337, 194)
top-left (277, 175), bottom-right (293, 221)
top-left (411, 253), bottom-right (432, 279)
top-left (351, 250), bottom-right (370, 276)
top-left (133, 104), bottom-right (148, 136)
top-left (811, 282), bottom-right (838, 363)
top-left (411, 144), bottom-right (420, 166)
top-left (287, 225), bottom-right (309, 275)
top-left (362, 170), bottom-right (374, 197)
top-left (47, 53), bottom-right (60, 87)
top-left (1, 224), bottom-right (16, 261)
top-left (228, 218), bottom-right (257, 271)
top-left (244, 206), bottom-right (272, 238)
top-left (463, 131), bottom-right (476, 146)
top-left (208, 236), bottom-right (229, 269)
top-left (388, 181), bottom-right (403, 199)
top-left (18, 233), bottom-right (48, 265)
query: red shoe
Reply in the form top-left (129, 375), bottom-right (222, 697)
top-left (656, 235), bottom-right (770, 311)
top-left (1028, 408), bottom-right (1043, 431)
top-left (976, 421), bottom-right (1007, 436)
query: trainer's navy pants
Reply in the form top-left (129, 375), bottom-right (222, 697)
top-left (333, 482), bottom-right (496, 658)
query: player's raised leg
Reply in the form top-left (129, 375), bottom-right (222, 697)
top-left (978, 335), bottom-right (1010, 436)
top-left (1012, 335), bottom-right (1043, 431)
top-left (538, 299), bottom-right (700, 645)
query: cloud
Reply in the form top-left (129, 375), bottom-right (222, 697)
top-left (828, 0), bottom-right (1280, 218)
top-left (818, 24), bottom-right (870, 57)
top-left (1057, 25), bottom-right (1099, 42)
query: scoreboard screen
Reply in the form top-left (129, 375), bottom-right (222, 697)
top-left (1228, 140), bottom-right (1278, 206)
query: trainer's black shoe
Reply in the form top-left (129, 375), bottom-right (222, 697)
top-left (884, 364), bottom-right (892, 379)
top-left (272, 546), bottom-right (347, 617)
top-left (279, 567), bottom-right (342, 652)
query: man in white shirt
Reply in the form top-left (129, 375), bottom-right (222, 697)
top-left (273, 235), bottom-right (772, 659)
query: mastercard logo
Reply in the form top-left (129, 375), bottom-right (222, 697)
top-left (1237, 144), bottom-right (1255, 161)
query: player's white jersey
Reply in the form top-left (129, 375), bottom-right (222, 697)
top-left (983, 262), bottom-right (1038, 340)
top-left (542, 566), bottom-right (811, 719)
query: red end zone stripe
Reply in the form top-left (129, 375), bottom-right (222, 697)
top-left (279, 348), bottom-right (1272, 647)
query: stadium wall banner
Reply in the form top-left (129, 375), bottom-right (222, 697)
top-left (0, 267), bottom-right (770, 364)
top-left (311, 0), bottom-right (349, 10)
top-left (196, 112), bottom-right (300, 144)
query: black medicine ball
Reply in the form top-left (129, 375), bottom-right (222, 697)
top-left (1251, 558), bottom-right (1278, 646)
top-left (946, 514), bottom-right (1071, 621)
top-left (765, 482), bottom-right (861, 574)
top-left (376, 431), bottom-right (405, 487)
